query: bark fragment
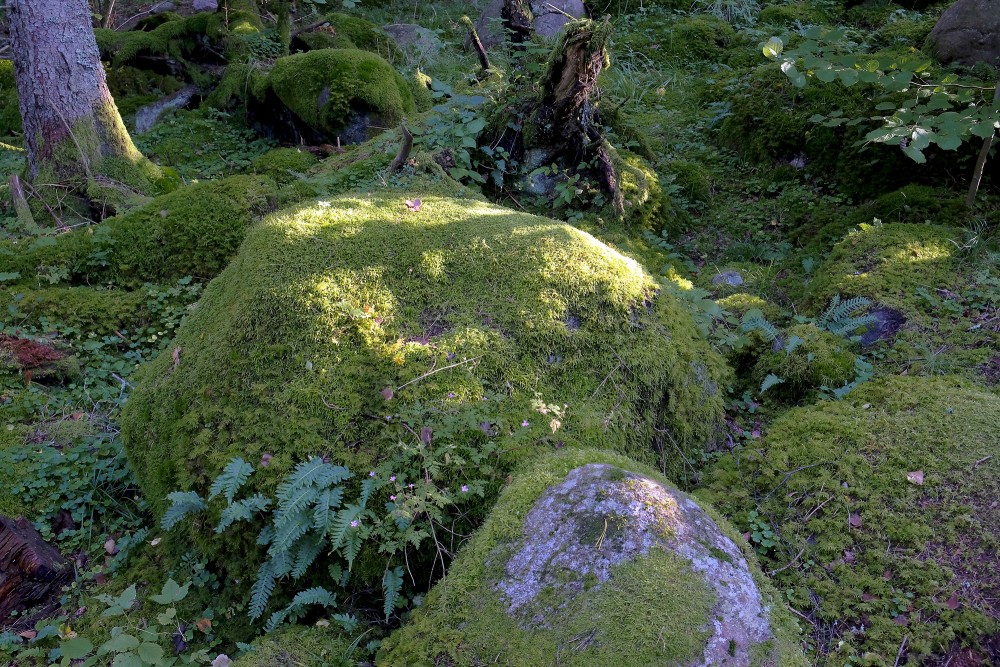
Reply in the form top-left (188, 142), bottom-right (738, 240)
top-left (0, 515), bottom-right (72, 623)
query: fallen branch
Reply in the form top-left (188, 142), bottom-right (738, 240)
top-left (396, 355), bottom-right (483, 392)
top-left (460, 16), bottom-right (491, 72)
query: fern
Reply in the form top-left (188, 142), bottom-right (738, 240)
top-left (740, 309), bottom-right (780, 343)
top-left (208, 457), bottom-right (254, 503)
top-left (329, 505), bottom-right (363, 552)
top-left (311, 487), bottom-right (344, 536)
top-left (161, 492), bottom-right (207, 530)
top-left (383, 566), bottom-right (404, 621)
top-left (760, 373), bottom-right (785, 393)
top-left (278, 458), bottom-right (351, 499)
top-left (291, 534), bottom-right (325, 579)
top-left (817, 295), bottom-right (877, 337)
top-left (215, 494), bottom-right (271, 533)
top-left (249, 561), bottom-right (277, 620)
top-left (359, 477), bottom-right (376, 510)
top-left (264, 587), bottom-right (337, 633)
top-left (268, 506), bottom-right (313, 556)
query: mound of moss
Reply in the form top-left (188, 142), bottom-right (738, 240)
top-left (268, 49), bottom-right (415, 143)
top-left (120, 176), bottom-right (730, 569)
top-left (703, 375), bottom-right (1000, 664)
top-left (0, 175), bottom-right (277, 288)
top-left (231, 624), bottom-right (354, 667)
top-left (752, 323), bottom-right (858, 398)
top-left (379, 448), bottom-right (806, 666)
top-left (251, 147), bottom-right (318, 184)
top-left (294, 13), bottom-right (401, 62)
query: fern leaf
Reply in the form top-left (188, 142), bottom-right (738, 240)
top-left (273, 486), bottom-right (320, 529)
top-left (270, 545), bottom-right (293, 578)
top-left (740, 309), bottom-right (780, 343)
top-left (784, 335), bottom-right (804, 355)
top-left (215, 494), bottom-right (271, 533)
top-left (311, 487), bottom-right (345, 537)
top-left (328, 504), bottom-right (362, 552)
top-left (268, 507), bottom-right (312, 557)
top-left (331, 613), bottom-right (358, 634)
top-left (760, 374), bottom-right (785, 393)
top-left (209, 457), bottom-right (254, 504)
top-left (289, 586), bottom-right (337, 610)
top-left (291, 534), bottom-right (325, 579)
top-left (359, 477), bottom-right (376, 510)
top-left (249, 561), bottom-right (277, 620)
top-left (263, 608), bottom-right (288, 633)
top-left (382, 566), bottom-right (404, 621)
top-left (278, 458), bottom-right (352, 499)
top-left (161, 491), bottom-right (207, 530)
top-left (343, 531), bottom-right (363, 571)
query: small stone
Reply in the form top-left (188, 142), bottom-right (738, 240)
top-left (193, 0), bottom-right (218, 11)
top-left (711, 270), bottom-right (744, 286)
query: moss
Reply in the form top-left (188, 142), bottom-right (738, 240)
top-left (758, 2), bottom-right (831, 26)
top-left (0, 175), bottom-right (278, 288)
top-left (752, 323), bottom-right (858, 398)
top-left (378, 448), bottom-right (806, 666)
top-left (251, 147), bottom-right (318, 184)
top-left (0, 286), bottom-right (150, 331)
top-left (268, 49), bottom-right (416, 143)
top-left (666, 15), bottom-right (737, 61)
top-left (702, 376), bottom-right (1000, 664)
top-left (410, 69), bottom-right (434, 113)
top-left (717, 293), bottom-right (786, 321)
top-left (611, 147), bottom-right (674, 230)
top-left (0, 424), bottom-right (31, 517)
top-left (119, 174), bottom-right (730, 588)
top-left (231, 624), bottom-right (354, 666)
top-left (296, 13), bottom-right (402, 63)
top-left (871, 12), bottom-right (937, 50)
top-left (665, 159), bottom-right (713, 205)
top-left (0, 59), bottom-right (22, 137)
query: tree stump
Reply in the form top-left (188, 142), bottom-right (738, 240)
top-left (0, 515), bottom-right (71, 623)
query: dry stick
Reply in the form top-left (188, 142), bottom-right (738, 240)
top-left (460, 16), bottom-right (491, 72)
top-left (893, 635), bottom-right (909, 667)
top-left (966, 73), bottom-right (1000, 207)
top-left (389, 124), bottom-right (413, 173)
top-left (395, 355), bottom-right (483, 392)
top-left (9, 174), bottom-right (35, 229)
top-left (21, 180), bottom-right (66, 230)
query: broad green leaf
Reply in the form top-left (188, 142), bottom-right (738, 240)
top-left (137, 643), bottom-right (164, 663)
top-left (60, 638), bottom-right (94, 659)
top-left (903, 144), bottom-right (927, 163)
top-left (815, 68), bottom-right (837, 83)
top-left (0, 272), bottom-right (20, 282)
top-left (970, 121), bottom-right (996, 139)
top-left (150, 578), bottom-right (189, 605)
top-left (838, 69), bottom-right (859, 86)
top-left (874, 101), bottom-right (898, 111)
top-left (934, 133), bottom-right (963, 150)
top-left (910, 127), bottom-right (933, 150)
top-left (111, 652), bottom-right (143, 667)
top-left (99, 634), bottom-right (140, 655)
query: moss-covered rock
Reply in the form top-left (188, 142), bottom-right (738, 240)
top-left (0, 175), bottom-right (278, 288)
top-left (702, 375), bottom-right (1000, 664)
top-left (251, 147), bottom-right (318, 184)
top-left (293, 13), bottom-right (402, 63)
top-left (231, 624), bottom-right (354, 666)
top-left (268, 49), bottom-right (416, 144)
top-left (379, 448), bottom-right (807, 666)
top-left (757, 2), bottom-right (831, 26)
top-left (119, 176), bottom-right (730, 576)
top-left (665, 159), bottom-right (713, 206)
top-left (752, 323), bottom-right (858, 398)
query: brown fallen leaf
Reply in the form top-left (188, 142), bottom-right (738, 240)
top-left (19, 630), bottom-right (36, 640)
top-left (405, 198), bottom-right (422, 212)
top-left (862, 592), bottom-right (877, 602)
top-left (172, 346), bottom-right (181, 371)
top-left (893, 614), bottom-right (908, 626)
top-left (849, 513), bottom-right (863, 528)
top-left (906, 470), bottom-right (924, 485)
top-left (104, 538), bottom-right (118, 555)
top-left (149, 537), bottom-right (161, 547)
top-left (195, 618), bottom-right (212, 632)
top-left (946, 592), bottom-right (960, 610)
top-left (883, 569), bottom-right (894, 580)
top-left (381, 387), bottom-right (394, 400)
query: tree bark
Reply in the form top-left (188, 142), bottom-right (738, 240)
top-left (8, 0), bottom-right (151, 190)
top-left (0, 515), bottom-right (71, 623)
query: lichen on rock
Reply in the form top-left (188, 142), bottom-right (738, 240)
top-left (379, 449), bottom-right (807, 666)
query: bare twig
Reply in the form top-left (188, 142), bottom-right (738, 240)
top-left (460, 16), bottom-right (491, 72)
top-left (395, 355), bottom-right (483, 392)
top-left (893, 635), bottom-right (909, 667)
top-left (973, 455), bottom-right (993, 468)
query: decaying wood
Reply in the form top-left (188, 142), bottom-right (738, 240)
top-left (501, 0), bottom-right (533, 47)
top-left (461, 16), bottom-right (492, 73)
top-left (389, 124), bottom-right (414, 173)
top-left (0, 515), bottom-right (72, 623)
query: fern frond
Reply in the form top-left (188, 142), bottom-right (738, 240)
top-left (288, 586), bottom-right (337, 610)
top-left (269, 507), bottom-right (312, 556)
top-left (328, 505), bottom-right (363, 552)
top-left (215, 494), bottom-right (271, 533)
top-left (760, 374), bottom-right (785, 393)
top-left (263, 608), bottom-right (288, 633)
top-left (784, 335), bottom-right (804, 355)
top-left (359, 477), bottom-right (376, 510)
top-left (161, 491), bottom-right (207, 530)
top-left (249, 561), bottom-right (277, 620)
top-left (343, 531), bottom-right (363, 571)
top-left (819, 295), bottom-right (873, 329)
top-left (291, 534), bottom-right (325, 579)
top-left (277, 458), bottom-right (352, 499)
top-left (273, 486), bottom-right (320, 528)
top-left (383, 566), bottom-right (404, 621)
top-left (270, 545), bottom-right (293, 578)
top-left (311, 487), bottom-right (345, 537)
top-left (740, 309), bottom-right (780, 343)
top-left (209, 457), bottom-right (254, 504)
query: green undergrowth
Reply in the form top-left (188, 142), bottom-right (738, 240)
top-left (119, 171), bottom-right (730, 599)
top-left (379, 447), bottom-right (807, 666)
top-left (702, 376), bottom-right (1000, 665)
top-left (0, 175), bottom-right (278, 288)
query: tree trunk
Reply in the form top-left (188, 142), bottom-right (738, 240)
top-left (8, 0), bottom-right (158, 210)
top-left (0, 515), bottom-right (71, 623)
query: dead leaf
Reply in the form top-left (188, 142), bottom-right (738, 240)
top-left (883, 569), bottom-right (894, 580)
top-left (906, 470), bottom-right (924, 485)
top-left (405, 198), bottom-right (422, 212)
top-left (862, 592), bottom-right (877, 602)
top-left (149, 538), bottom-right (161, 547)
top-left (19, 630), bottom-right (36, 640)
top-left (172, 346), bottom-right (181, 371)
top-left (94, 572), bottom-right (108, 585)
top-left (420, 426), bottom-right (432, 445)
top-left (946, 592), bottom-right (960, 610)
top-left (893, 614), bottom-right (908, 626)
top-left (843, 550), bottom-right (856, 564)
top-left (104, 538), bottom-right (118, 555)
top-left (849, 513), bottom-right (863, 528)
top-left (195, 618), bottom-right (212, 632)
top-left (260, 453), bottom-right (272, 467)
top-left (381, 387), bottom-right (394, 401)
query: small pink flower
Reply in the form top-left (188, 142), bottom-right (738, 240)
top-left (522, 420), bottom-right (529, 427)
top-left (369, 471), bottom-right (376, 477)
top-left (448, 392), bottom-right (455, 398)
top-left (390, 475), bottom-right (396, 482)
top-left (408, 483), bottom-right (415, 489)
top-left (350, 520), bottom-right (360, 528)
top-left (390, 495), bottom-right (396, 501)
top-left (461, 485), bottom-right (469, 493)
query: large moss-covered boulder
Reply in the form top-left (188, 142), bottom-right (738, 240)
top-left (120, 178), bottom-right (730, 554)
top-left (379, 448), bottom-right (806, 666)
top-left (703, 376), bottom-right (1000, 664)
top-left (293, 12), bottom-right (402, 63)
top-left (268, 49), bottom-right (415, 144)
top-left (926, 0), bottom-right (1000, 68)
top-left (231, 624), bottom-right (354, 667)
